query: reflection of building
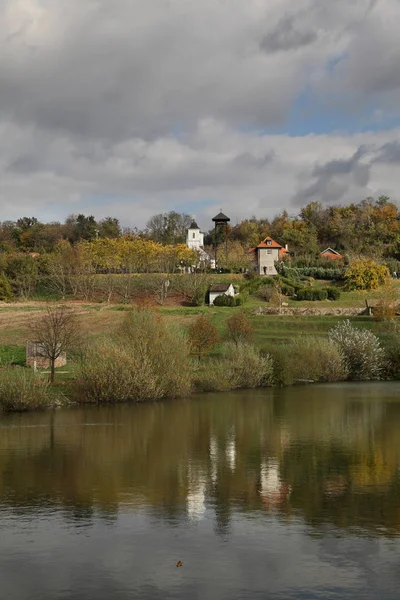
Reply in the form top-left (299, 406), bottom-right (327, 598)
top-left (187, 471), bottom-right (206, 521)
top-left (226, 432), bottom-right (236, 472)
top-left (259, 459), bottom-right (291, 509)
top-left (209, 435), bottom-right (218, 484)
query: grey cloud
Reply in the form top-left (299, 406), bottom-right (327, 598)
top-left (260, 15), bottom-right (318, 53)
top-left (293, 147), bottom-right (372, 205)
top-left (375, 141), bottom-right (400, 164)
top-left (0, 0), bottom-right (398, 225)
top-left (7, 155), bottom-right (41, 174)
top-left (232, 152), bottom-right (274, 169)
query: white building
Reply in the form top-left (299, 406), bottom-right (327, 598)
top-left (186, 220), bottom-right (204, 250)
top-left (208, 283), bottom-right (235, 305)
top-left (186, 220), bottom-right (215, 270)
top-left (250, 237), bottom-right (289, 276)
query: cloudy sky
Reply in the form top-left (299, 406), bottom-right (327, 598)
top-left (1, 0), bottom-right (400, 229)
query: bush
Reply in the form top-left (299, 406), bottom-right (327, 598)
top-left (234, 293), bottom-right (248, 306)
top-left (382, 335), bottom-right (400, 379)
top-left (271, 337), bottom-right (348, 385)
top-left (329, 320), bottom-right (385, 380)
top-left (296, 288), bottom-right (328, 301)
top-left (227, 312), bottom-right (253, 345)
top-left (258, 284), bottom-right (274, 302)
top-left (0, 368), bottom-right (58, 412)
top-left (213, 294), bottom-right (235, 307)
top-left (79, 309), bottom-right (192, 402)
top-left (196, 342), bottom-right (274, 392)
top-left (326, 286), bottom-right (341, 301)
top-left (0, 275), bottom-right (13, 301)
top-left (280, 283), bottom-right (295, 297)
top-left (280, 266), bottom-right (344, 281)
top-left (241, 276), bottom-right (274, 295)
top-left (188, 315), bottom-right (219, 359)
top-left (344, 259), bottom-right (390, 291)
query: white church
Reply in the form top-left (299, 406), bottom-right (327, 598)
top-left (186, 219), bottom-right (215, 270)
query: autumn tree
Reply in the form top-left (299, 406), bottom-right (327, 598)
top-left (227, 312), bottom-right (253, 345)
top-left (188, 315), bottom-right (219, 360)
top-left (29, 306), bottom-right (82, 383)
top-left (172, 273), bottom-right (211, 306)
top-left (344, 259), bottom-right (390, 291)
top-left (216, 240), bottom-right (252, 272)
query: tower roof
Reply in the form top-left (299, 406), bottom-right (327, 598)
top-left (189, 220), bottom-right (200, 229)
top-left (212, 211), bottom-right (230, 222)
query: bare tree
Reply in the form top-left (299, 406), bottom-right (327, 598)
top-left (29, 306), bottom-right (82, 383)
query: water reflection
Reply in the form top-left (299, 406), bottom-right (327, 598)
top-left (1, 383), bottom-right (400, 536)
top-left (1, 383), bottom-right (400, 599)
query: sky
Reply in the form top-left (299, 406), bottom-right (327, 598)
top-left (1, 0), bottom-right (400, 230)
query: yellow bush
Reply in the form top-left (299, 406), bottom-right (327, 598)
top-left (344, 259), bottom-right (390, 291)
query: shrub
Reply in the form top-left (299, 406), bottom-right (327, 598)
top-left (344, 259), bottom-right (390, 291)
top-left (196, 342), bottom-right (274, 392)
top-left (382, 335), bottom-right (400, 379)
top-left (258, 284), bottom-right (274, 302)
top-left (329, 320), bottom-right (385, 380)
top-left (272, 336), bottom-right (348, 385)
top-left (326, 286), bottom-right (341, 301)
top-left (234, 293), bottom-right (248, 306)
top-left (280, 266), bottom-right (344, 281)
top-left (0, 368), bottom-right (58, 412)
top-left (213, 294), bottom-right (235, 307)
top-left (241, 276), bottom-right (273, 295)
top-left (79, 309), bottom-right (192, 402)
top-left (296, 288), bottom-right (328, 301)
top-left (188, 315), bottom-right (219, 359)
top-left (227, 312), bottom-right (253, 345)
top-left (280, 283), bottom-right (295, 297)
top-left (0, 275), bottom-right (13, 301)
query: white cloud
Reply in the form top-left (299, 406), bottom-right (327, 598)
top-left (0, 0), bottom-right (399, 227)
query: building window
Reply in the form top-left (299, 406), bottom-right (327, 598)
top-left (193, 233), bottom-right (195, 238)
top-left (267, 241), bottom-right (271, 245)
top-left (269, 266), bottom-right (273, 271)
top-left (267, 249), bottom-right (272, 254)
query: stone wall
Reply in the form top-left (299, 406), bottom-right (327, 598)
top-left (252, 306), bottom-right (367, 317)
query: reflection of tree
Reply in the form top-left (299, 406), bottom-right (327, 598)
top-left (0, 386), bottom-right (400, 537)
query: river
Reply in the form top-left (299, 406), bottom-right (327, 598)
top-left (1, 382), bottom-right (400, 599)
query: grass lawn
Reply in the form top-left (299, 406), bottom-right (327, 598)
top-left (0, 281), bottom-right (398, 373)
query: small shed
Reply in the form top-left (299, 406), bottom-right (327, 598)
top-left (209, 283), bottom-right (235, 306)
top-left (320, 248), bottom-right (343, 261)
top-left (26, 341), bottom-right (67, 369)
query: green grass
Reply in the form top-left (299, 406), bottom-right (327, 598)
top-left (0, 345), bottom-right (26, 366)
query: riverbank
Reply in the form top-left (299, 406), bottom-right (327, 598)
top-left (1, 305), bottom-right (400, 413)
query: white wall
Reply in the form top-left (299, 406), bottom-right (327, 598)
top-left (209, 284), bottom-right (235, 305)
top-left (257, 248), bottom-right (280, 275)
top-left (187, 227), bottom-right (204, 249)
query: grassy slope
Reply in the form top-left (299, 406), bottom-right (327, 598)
top-left (0, 277), bottom-right (398, 364)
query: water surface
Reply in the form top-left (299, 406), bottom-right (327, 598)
top-left (1, 383), bottom-right (400, 599)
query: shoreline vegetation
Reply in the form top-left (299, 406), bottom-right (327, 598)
top-left (1, 305), bottom-right (400, 413)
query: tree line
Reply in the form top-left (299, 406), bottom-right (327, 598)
top-left (1, 197), bottom-right (399, 258)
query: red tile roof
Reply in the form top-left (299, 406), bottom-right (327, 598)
top-left (256, 237), bottom-right (283, 249)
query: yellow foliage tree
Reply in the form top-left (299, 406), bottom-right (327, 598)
top-left (344, 259), bottom-right (390, 291)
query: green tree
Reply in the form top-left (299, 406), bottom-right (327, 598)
top-left (5, 254), bottom-right (39, 299)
